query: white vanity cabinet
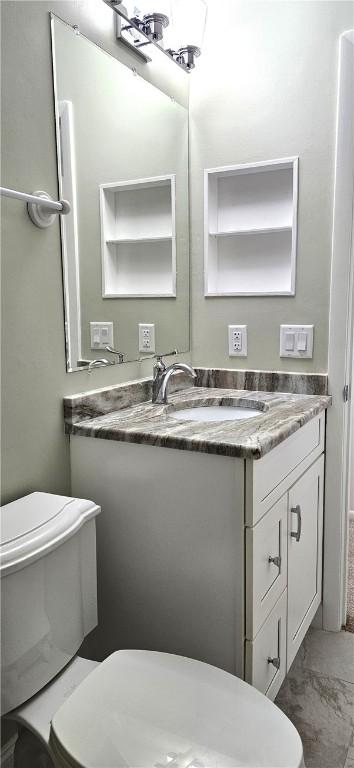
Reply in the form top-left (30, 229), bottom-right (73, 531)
top-left (70, 411), bottom-right (325, 701)
top-left (245, 458), bottom-right (324, 697)
top-left (245, 414), bottom-right (325, 698)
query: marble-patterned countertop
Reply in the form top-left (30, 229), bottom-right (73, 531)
top-left (65, 385), bottom-right (331, 459)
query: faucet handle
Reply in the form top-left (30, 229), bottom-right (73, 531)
top-left (139, 349), bottom-right (178, 363)
top-left (155, 349), bottom-right (178, 362)
top-left (105, 345), bottom-right (125, 363)
top-left (153, 350), bottom-right (178, 378)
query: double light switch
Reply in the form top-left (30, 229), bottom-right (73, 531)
top-left (280, 325), bottom-right (314, 358)
top-left (90, 322), bottom-right (114, 350)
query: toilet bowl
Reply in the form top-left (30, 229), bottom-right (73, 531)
top-left (1, 493), bottom-right (304, 768)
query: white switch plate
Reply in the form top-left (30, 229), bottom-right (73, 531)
top-left (139, 323), bottom-right (155, 353)
top-left (228, 325), bottom-right (247, 357)
top-left (280, 325), bottom-right (314, 358)
top-left (90, 322), bottom-right (114, 350)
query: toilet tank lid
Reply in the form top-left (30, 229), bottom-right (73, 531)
top-left (0, 492), bottom-right (100, 575)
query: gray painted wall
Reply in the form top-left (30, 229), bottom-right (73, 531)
top-left (351, 336), bottom-right (354, 511)
top-left (189, 0), bottom-right (354, 372)
top-left (2, 0), bottom-right (354, 508)
top-left (1, 1), bottom-right (189, 505)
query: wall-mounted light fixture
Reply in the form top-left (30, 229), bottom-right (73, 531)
top-left (164, 0), bottom-right (207, 69)
top-left (102, 0), bottom-right (207, 72)
top-left (166, 44), bottom-right (200, 70)
top-left (135, 12), bottom-right (170, 41)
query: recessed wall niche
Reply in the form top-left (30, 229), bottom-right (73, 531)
top-left (204, 158), bottom-right (298, 296)
top-left (100, 175), bottom-right (176, 298)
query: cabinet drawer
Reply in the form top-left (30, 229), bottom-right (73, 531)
top-left (245, 589), bottom-right (287, 701)
top-left (245, 495), bottom-right (287, 639)
top-left (246, 412), bottom-right (324, 525)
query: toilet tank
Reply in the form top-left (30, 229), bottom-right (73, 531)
top-left (0, 492), bottom-right (100, 714)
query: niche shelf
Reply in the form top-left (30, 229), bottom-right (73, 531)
top-left (204, 158), bottom-right (298, 296)
top-left (100, 175), bottom-right (176, 297)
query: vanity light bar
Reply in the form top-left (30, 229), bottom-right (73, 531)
top-left (102, 0), bottom-right (201, 72)
top-left (0, 187), bottom-right (71, 229)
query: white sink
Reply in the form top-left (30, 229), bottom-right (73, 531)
top-left (170, 405), bottom-right (263, 422)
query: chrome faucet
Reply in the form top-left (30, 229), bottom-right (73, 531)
top-left (152, 354), bottom-right (196, 404)
top-left (87, 358), bottom-right (113, 372)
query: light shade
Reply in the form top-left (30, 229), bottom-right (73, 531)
top-left (164, 0), bottom-right (207, 51)
top-left (121, 0), bottom-right (171, 20)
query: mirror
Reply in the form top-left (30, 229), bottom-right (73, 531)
top-left (51, 15), bottom-right (189, 372)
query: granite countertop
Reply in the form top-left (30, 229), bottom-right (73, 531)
top-left (65, 383), bottom-right (331, 460)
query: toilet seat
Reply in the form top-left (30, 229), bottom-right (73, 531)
top-left (50, 650), bottom-right (303, 768)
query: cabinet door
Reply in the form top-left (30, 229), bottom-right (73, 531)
top-left (287, 454), bottom-right (324, 668)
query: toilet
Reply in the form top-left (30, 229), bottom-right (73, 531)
top-left (1, 492), bottom-right (304, 768)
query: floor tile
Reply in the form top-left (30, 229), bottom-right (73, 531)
top-left (300, 628), bottom-right (354, 684)
top-left (344, 745), bottom-right (354, 768)
top-left (276, 655), bottom-right (354, 768)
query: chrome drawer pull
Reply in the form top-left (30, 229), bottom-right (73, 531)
top-left (268, 656), bottom-right (280, 670)
top-left (268, 555), bottom-right (281, 568)
top-left (290, 504), bottom-right (302, 542)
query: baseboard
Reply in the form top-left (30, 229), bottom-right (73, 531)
top-left (1, 735), bottom-right (17, 768)
top-left (311, 603), bottom-right (323, 629)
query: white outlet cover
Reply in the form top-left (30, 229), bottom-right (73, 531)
top-left (228, 325), bottom-right (247, 357)
top-left (90, 322), bottom-right (114, 350)
top-left (139, 323), bottom-right (155, 353)
top-left (280, 325), bottom-right (314, 358)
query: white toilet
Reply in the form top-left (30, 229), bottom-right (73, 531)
top-left (1, 492), bottom-right (304, 768)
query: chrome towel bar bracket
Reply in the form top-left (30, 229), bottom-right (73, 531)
top-left (0, 187), bottom-right (71, 228)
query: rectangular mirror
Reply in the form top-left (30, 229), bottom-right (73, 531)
top-left (51, 15), bottom-right (189, 372)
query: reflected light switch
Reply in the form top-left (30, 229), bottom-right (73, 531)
top-left (90, 322), bottom-right (114, 350)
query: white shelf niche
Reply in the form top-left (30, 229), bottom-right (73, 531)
top-left (100, 175), bottom-right (176, 297)
top-left (204, 158), bottom-right (298, 296)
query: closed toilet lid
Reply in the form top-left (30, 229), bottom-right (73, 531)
top-left (50, 650), bottom-right (303, 768)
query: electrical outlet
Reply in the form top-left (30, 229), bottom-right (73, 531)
top-left (228, 325), bottom-right (247, 357)
top-left (90, 322), bottom-right (114, 350)
top-left (139, 323), bottom-right (155, 353)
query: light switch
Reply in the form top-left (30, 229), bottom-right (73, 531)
top-left (285, 332), bottom-right (295, 352)
top-left (280, 325), bottom-right (314, 358)
top-left (90, 322), bottom-right (114, 350)
top-left (297, 332), bottom-right (307, 352)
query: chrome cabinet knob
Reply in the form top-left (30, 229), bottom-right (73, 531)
top-left (268, 656), bottom-right (281, 670)
top-left (268, 555), bottom-right (281, 568)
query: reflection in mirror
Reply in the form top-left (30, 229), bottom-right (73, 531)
top-left (51, 15), bottom-right (189, 372)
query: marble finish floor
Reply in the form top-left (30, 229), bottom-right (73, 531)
top-left (346, 520), bottom-right (354, 633)
top-left (276, 629), bottom-right (354, 768)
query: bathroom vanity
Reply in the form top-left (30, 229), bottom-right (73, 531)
top-left (65, 371), bottom-right (330, 701)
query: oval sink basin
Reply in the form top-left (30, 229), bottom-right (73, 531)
top-left (170, 405), bottom-right (263, 422)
